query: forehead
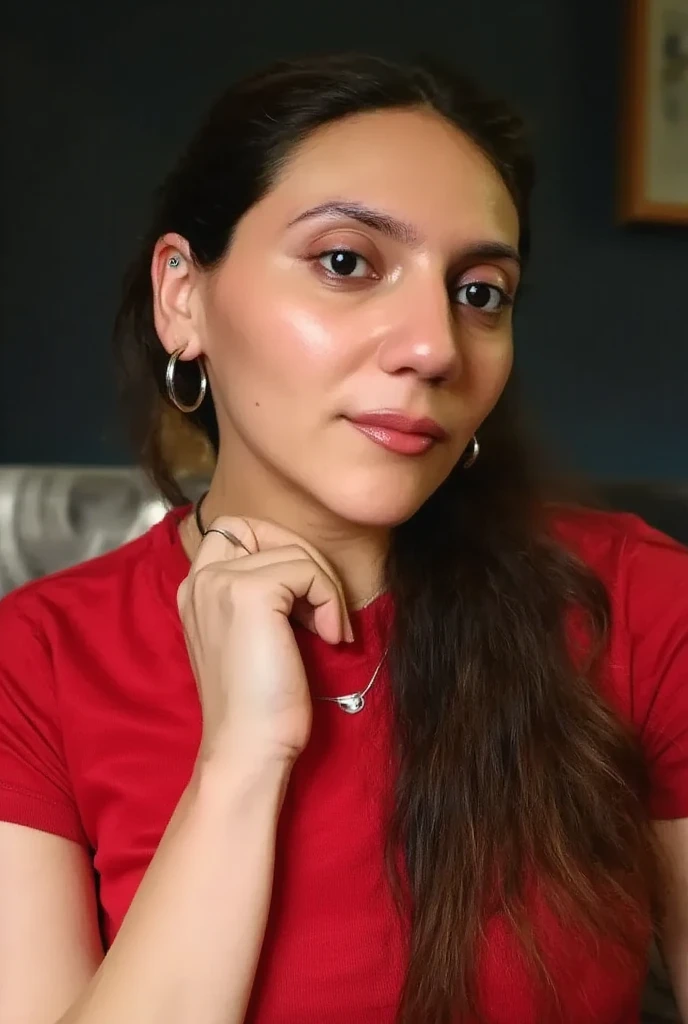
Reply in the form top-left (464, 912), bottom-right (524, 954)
top-left (264, 107), bottom-right (520, 245)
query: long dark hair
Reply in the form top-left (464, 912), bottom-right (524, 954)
top-left (114, 53), bottom-right (665, 1023)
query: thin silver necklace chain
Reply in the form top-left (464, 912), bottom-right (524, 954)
top-left (193, 492), bottom-right (387, 714)
top-left (316, 647), bottom-right (388, 715)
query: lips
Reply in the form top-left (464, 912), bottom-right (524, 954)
top-left (346, 411), bottom-right (447, 456)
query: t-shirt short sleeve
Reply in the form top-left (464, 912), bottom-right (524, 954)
top-left (0, 588), bottom-right (87, 844)
top-left (620, 519), bottom-right (688, 820)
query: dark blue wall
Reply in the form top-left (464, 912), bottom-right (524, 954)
top-left (2, 1), bottom-right (686, 478)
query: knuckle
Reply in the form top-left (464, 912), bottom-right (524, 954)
top-left (218, 573), bottom-right (267, 609)
top-left (192, 563), bottom-right (223, 585)
top-left (288, 556), bottom-right (316, 572)
top-left (188, 564), bottom-right (234, 602)
top-left (284, 543), bottom-right (310, 561)
top-left (189, 564), bottom-right (260, 612)
top-left (290, 558), bottom-right (331, 589)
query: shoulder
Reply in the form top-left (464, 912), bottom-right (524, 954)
top-left (548, 504), bottom-right (688, 680)
top-left (550, 506), bottom-right (688, 819)
top-left (0, 505), bottom-right (191, 847)
top-left (0, 508), bottom-right (188, 642)
top-left (547, 504), bottom-right (688, 602)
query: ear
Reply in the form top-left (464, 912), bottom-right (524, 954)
top-left (151, 232), bottom-right (204, 361)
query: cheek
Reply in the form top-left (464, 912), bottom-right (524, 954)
top-left (208, 270), bottom-right (353, 387)
top-left (271, 302), bottom-right (344, 365)
top-left (464, 330), bottom-right (513, 408)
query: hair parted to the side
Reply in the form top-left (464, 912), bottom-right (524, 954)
top-left (113, 52), bottom-right (666, 1023)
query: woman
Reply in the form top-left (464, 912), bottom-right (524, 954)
top-left (0, 53), bottom-right (687, 1024)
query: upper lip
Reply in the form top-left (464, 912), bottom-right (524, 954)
top-left (347, 410), bottom-right (448, 440)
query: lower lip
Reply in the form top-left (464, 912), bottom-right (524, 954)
top-left (349, 422), bottom-right (437, 455)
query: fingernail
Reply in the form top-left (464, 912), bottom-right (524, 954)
top-left (346, 621), bottom-right (355, 643)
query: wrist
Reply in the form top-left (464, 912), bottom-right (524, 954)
top-left (191, 748), bottom-right (294, 814)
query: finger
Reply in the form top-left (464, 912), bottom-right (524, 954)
top-left (194, 547), bottom-right (348, 639)
top-left (223, 544), bottom-right (330, 574)
top-left (239, 518), bottom-right (353, 640)
top-left (246, 559), bottom-right (344, 644)
top-left (224, 545), bottom-right (349, 639)
top-left (191, 516), bottom-right (259, 573)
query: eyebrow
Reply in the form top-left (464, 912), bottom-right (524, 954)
top-left (287, 200), bottom-right (521, 268)
top-left (288, 200), bottom-right (422, 246)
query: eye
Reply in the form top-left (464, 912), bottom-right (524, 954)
top-left (456, 281), bottom-right (512, 314)
top-left (317, 249), bottom-right (371, 278)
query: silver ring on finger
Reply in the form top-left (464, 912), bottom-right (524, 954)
top-left (203, 526), bottom-right (253, 556)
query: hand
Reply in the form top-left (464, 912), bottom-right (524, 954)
top-left (177, 516), bottom-right (353, 767)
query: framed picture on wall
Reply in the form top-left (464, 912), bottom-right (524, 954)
top-left (620, 0), bottom-right (688, 224)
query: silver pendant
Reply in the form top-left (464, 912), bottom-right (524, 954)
top-left (336, 693), bottom-right (365, 714)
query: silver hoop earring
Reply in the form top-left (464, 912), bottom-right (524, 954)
top-left (165, 347), bottom-right (207, 413)
top-left (462, 435), bottom-right (480, 469)
top-left (168, 255), bottom-right (181, 268)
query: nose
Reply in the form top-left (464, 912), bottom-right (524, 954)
top-left (376, 276), bottom-right (461, 385)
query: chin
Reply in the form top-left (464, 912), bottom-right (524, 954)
top-left (314, 470), bottom-right (448, 529)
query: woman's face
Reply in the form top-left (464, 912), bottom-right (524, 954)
top-left (170, 107), bottom-right (520, 527)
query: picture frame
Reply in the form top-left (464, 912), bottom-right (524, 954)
top-left (619, 0), bottom-right (688, 224)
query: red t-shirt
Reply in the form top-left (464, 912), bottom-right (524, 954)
top-left (1, 506), bottom-right (687, 1023)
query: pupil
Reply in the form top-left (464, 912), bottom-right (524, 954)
top-left (331, 251), bottom-right (357, 275)
top-left (467, 283), bottom-right (492, 308)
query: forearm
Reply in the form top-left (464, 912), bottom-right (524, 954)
top-left (59, 757), bottom-right (291, 1024)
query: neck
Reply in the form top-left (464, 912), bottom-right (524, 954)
top-left (189, 451), bottom-right (390, 610)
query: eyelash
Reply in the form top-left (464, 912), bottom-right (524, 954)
top-left (312, 248), bottom-right (514, 314)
